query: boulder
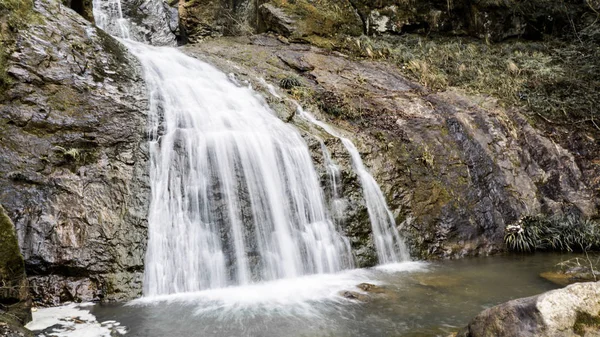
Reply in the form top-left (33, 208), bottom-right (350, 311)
top-left (259, 3), bottom-right (297, 37)
top-left (459, 281), bottom-right (600, 337)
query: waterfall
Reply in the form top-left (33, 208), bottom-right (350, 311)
top-left (92, 0), bottom-right (407, 297)
top-left (92, 0), bottom-right (130, 39)
top-left (295, 106), bottom-right (409, 264)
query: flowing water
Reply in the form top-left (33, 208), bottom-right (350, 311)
top-left (92, 0), bottom-right (408, 296)
top-left (295, 106), bottom-right (409, 263)
top-left (128, 41), bottom-right (355, 294)
top-left (84, 254), bottom-right (570, 337)
top-left (26, 4), bottom-right (588, 337)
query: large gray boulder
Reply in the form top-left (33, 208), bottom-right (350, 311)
top-left (459, 281), bottom-right (600, 337)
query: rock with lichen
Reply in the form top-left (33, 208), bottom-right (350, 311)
top-left (0, 0), bottom-right (150, 303)
top-left (0, 205), bottom-right (31, 326)
top-left (458, 281), bottom-right (600, 337)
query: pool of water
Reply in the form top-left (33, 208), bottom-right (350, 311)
top-left (31, 253), bottom-right (584, 337)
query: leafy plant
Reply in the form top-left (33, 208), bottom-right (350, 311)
top-left (504, 215), bottom-right (600, 252)
top-left (279, 76), bottom-right (302, 89)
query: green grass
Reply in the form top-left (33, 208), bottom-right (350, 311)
top-left (504, 215), bottom-right (600, 252)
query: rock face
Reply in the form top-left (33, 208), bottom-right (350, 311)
top-left (184, 36), bottom-right (597, 259)
top-left (95, 0), bottom-right (178, 45)
top-left (0, 205), bottom-right (31, 325)
top-left (459, 281), bottom-right (600, 337)
top-left (176, 0), bottom-right (594, 42)
top-left (0, 0), bottom-right (149, 303)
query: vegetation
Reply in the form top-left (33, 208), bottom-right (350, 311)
top-left (0, 0), bottom-right (40, 89)
top-left (316, 31), bottom-right (599, 130)
top-left (279, 76), bottom-right (302, 89)
top-left (504, 215), bottom-right (600, 252)
top-left (574, 311), bottom-right (600, 336)
top-left (270, 0), bottom-right (363, 37)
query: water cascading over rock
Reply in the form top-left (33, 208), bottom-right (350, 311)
top-left (92, 0), bottom-right (408, 296)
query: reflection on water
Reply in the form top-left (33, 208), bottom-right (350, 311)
top-left (91, 254), bottom-right (578, 337)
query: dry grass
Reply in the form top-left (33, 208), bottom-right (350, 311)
top-left (317, 30), bottom-right (599, 129)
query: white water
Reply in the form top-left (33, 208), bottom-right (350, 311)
top-left (294, 106), bottom-right (409, 263)
top-left (92, 0), bottom-right (407, 297)
top-left (92, 0), bottom-right (130, 39)
top-left (26, 303), bottom-right (127, 337)
top-left (127, 41), bottom-right (354, 295)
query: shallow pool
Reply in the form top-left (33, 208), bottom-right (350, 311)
top-left (32, 253), bottom-right (585, 337)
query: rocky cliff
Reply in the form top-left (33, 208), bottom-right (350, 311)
top-left (1, 0), bottom-right (149, 303)
top-left (183, 35), bottom-right (597, 259)
top-left (0, 0), bottom-right (598, 305)
top-left (176, 0), bottom-right (597, 43)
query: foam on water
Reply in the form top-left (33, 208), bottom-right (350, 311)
top-left (92, 0), bottom-right (411, 300)
top-left (129, 261), bottom-right (428, 317)
top-left (26, 303), bottom-right (127, 337)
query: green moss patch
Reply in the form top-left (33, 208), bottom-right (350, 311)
top-left (0, 0), bottom-right (41, 89)
top-left (574, 311), bottom-right (600, 336)
top-left (270, 0), bottom-right (363, 38)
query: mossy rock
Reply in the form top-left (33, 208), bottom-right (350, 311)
top-left (0, 205), bottom-right (31, 324)
top-left (265, 0), bottom-right (363, 38)
top-left (574, 311), bottom-right (600, 336)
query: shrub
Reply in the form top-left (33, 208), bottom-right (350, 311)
top-left (504, 215), bottom-right (600, 252)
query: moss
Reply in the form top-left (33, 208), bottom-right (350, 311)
top-left (0, 205), bottom-right (25, 282)
top-left (0, 0), bottom-right (43, 92)
top-left (574, 311), bottom-right (600, 336)
top-left (0, 205), bottom-right (29, 323)
top-left (269, 0), bottom-right (363, 38)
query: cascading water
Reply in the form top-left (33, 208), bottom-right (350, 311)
top-left (294, 106), bottom-right (409, 263)
top-left (93, 0), bottom-right (406, 297)
top-left (92, 0), bottom-right (130, 39)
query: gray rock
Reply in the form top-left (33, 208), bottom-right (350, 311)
top-left (0, 0), bottom-right (150, 302)
top-left (459, 281), bottom-right (600, 337)
top-left (258, 3), bottom-right (297, 37)
top-left (182, 37), bottom-right (598, 260)
top-left (96, 0), bottom-right (178, 45)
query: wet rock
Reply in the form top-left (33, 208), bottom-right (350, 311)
top-left (1, 0), bottom-right (149, 302)
top-left (0, 315), bottom-right (33, 337)
top-left (339, 290), bottom-right (369, 302)
top-left (125, 0), bottom-right (178, 45)
top-left (357, 283), bottom-right (386, 293)
top-left (458, 281), bottom-right (600, 337)
top-left (183, 37), bottom-right (597, 260)
top-left (0, 206), bottom-right (31, 325)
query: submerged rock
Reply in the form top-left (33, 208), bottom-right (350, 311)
top-left (540, 257), bottom-right (600, 286)
top-left (458, 281), bottom-right (600, 337)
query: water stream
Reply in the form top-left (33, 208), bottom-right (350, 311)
top-left (25, 3), bottom-right (587, 337)
top-left (91, 0), bottom-right (408, 296)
